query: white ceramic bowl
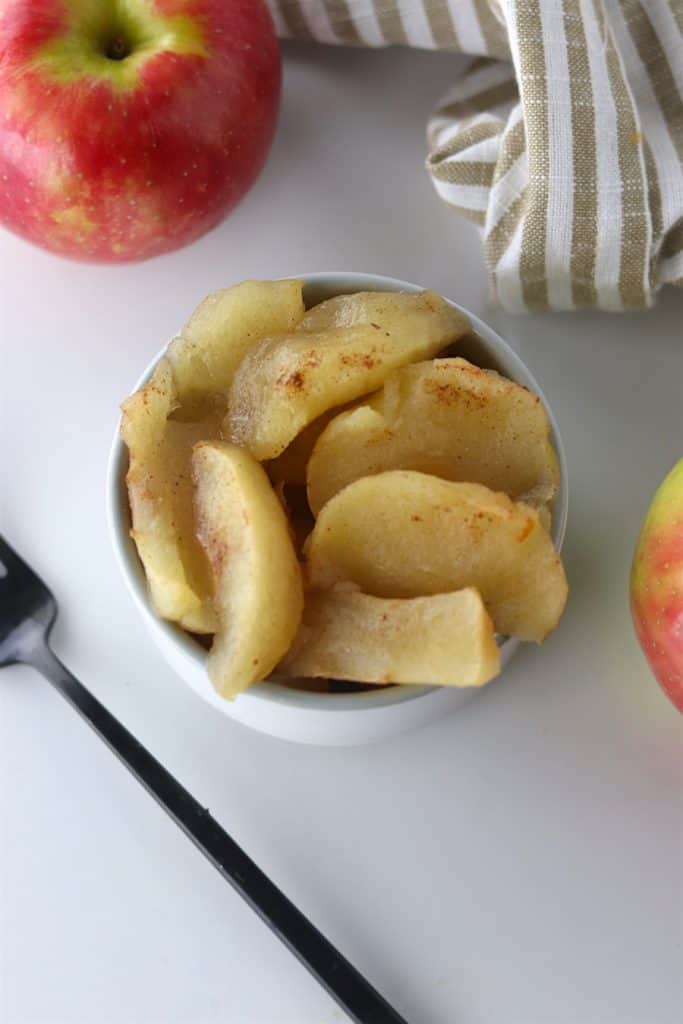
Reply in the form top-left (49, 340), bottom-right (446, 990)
top-left (107, 272), bottom-right (568, 746)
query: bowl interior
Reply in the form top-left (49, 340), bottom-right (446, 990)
top-left (107, 271), bottom-right (568, 713)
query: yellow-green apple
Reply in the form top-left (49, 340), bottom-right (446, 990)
top-left (630, 459), bottom-right (683, 712)
top-left (0, 0), bottom-right (280, 262)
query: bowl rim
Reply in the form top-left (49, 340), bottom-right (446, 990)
top-left (106, 270), bottom-right (569, 714)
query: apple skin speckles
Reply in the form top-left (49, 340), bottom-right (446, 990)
top-left (0, 0), bottom-right (280, 262)
top-left (631, 459), bottom-right (683, 713)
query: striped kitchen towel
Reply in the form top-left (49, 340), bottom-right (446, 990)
top-left (268, 1), bottom-right (683, 313)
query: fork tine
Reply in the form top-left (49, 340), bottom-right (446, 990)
top-left (0, 534), bottom-right (45, 586)
top-left (0, 534), bottom-right (25, 572)
top-left (0, 535), bottom-right (56, 664)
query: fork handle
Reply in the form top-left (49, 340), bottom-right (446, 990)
top-left (29, 643), bottom-right (409, 1024)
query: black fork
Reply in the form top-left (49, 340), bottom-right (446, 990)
top-left (0, 535), bottom-right (409, 1024)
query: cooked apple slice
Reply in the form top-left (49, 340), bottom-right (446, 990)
top-left (305, 472), bottom-right (568, 642)
top-left (225, 290), bottom-right (469, 460)
top-left (296, 289), bottom-right (459, 332)
top-left (307, 357), bottom-right (559, 514)
top-left (121, 359), bottom-right (220, 633)
top-left (167, 279), bottom-right (305, 405)
top-left (192, 441), bottom-right (304, 699)
top-left (281, 586), bottom-right (500, 687)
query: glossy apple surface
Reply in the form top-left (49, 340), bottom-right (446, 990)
top-left (0, 0), bottom-right (280, 262)
top-left (630, 459), bottom-right (683, 712)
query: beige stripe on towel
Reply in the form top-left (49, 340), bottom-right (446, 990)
top-left (269, 0), bottom-right (683, 312)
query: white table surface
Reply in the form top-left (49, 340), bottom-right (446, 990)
top-left (1, 40), bottom-right (682, 1024)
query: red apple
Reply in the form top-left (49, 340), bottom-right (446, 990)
top-left (630, 459), bottom-right (683, 712)
top-left (0, 0), bottom-right (280, 262)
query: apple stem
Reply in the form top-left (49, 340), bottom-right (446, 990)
top-left (106, 36), bottom-right (130, 61)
